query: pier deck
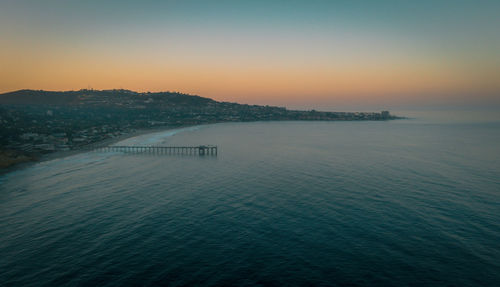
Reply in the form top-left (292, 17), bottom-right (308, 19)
top-left (92, 145), bottom-right (217, 156)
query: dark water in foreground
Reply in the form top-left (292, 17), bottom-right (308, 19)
top-left (1, 114), bottom-right (500, 286)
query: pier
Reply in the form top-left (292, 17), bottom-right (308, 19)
top-left (92, 145), bottom-right (217, 156)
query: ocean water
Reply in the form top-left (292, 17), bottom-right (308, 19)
top-left (1, 112), bottom-right (500, 286)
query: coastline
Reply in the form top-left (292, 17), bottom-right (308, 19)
top-left (0, 124), bottom-right (195, 175)
top-left (1, 117), bottom-right (404, 175)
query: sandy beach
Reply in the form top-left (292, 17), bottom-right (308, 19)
top-left (0, 124), bottom-right (196, 175)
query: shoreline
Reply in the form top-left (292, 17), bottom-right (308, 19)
top-left (0, 124), bottom-right (196, 176)
top-left (40, 124), bottom-right (196, 162)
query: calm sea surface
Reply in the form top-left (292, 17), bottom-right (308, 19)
top-left (1, 111), bottom-right (500, 286)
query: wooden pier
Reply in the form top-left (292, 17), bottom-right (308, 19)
top-left (93, 145), bottom-right (217, 156)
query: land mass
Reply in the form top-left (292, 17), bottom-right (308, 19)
top-left (0, 89), bottom-right (400, 169)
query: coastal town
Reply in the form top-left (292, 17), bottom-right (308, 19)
top-left (0, 89), bottom-right (397, 168)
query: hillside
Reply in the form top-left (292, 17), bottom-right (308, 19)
top-left (0, 89), bottom-right (214, 107)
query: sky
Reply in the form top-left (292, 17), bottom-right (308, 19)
top-left (1, 0), bottom-right (499, 109)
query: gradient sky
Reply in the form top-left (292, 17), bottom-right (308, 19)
top-left (1, 0), bottom-right (499, 109)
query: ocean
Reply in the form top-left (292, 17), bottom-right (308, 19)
top-left (1, 111), bottom-right (499, 286)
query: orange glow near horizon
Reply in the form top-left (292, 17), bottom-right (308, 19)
top-left (2, 46), bottom-right (498, 107)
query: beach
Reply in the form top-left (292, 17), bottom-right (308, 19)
top-left (0, 124), bottom-right (195, 174)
